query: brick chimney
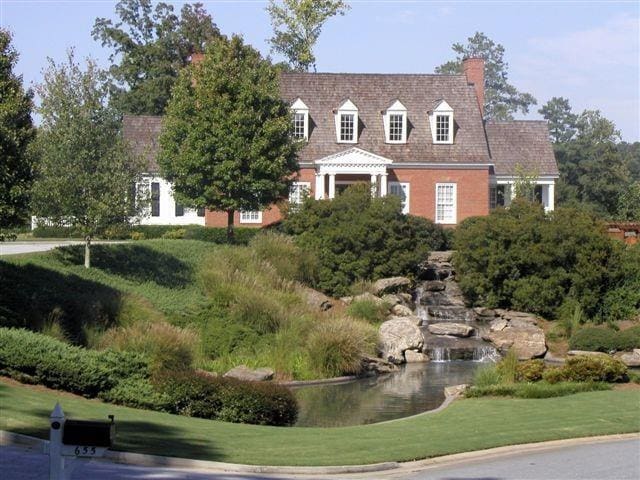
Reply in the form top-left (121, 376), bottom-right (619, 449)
top-left (462, 57), bottom-right (485, 118)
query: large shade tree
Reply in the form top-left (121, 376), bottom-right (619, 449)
top-left (538, 97), bottom-right (578, 144)
top-left (0, 29), bottom-right (35, 233)
top-left (31, 52), bottom-right (146, 267)
top-left (436, 32), bottom-right (536, 120)
top-left (92, 0), bottom-right (220, 115)
top-left (158, 35), bottom-right (300, 240)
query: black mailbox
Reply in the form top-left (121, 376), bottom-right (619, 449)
top-left (62, 418), bottom-right (115, 447)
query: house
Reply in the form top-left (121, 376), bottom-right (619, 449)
top-left (123, 58), bottom-right (558, 227)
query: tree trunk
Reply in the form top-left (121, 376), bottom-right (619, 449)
top-left (226, 210), bottom-right (235, 243)
top-left (84, 235), bottom-right (91, 269)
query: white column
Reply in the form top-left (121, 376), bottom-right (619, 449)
top-left (328, 173), bottom-right (336, 199)
top-left (314, 173), bottom-right (325, 200)
top-left (380, 173), bottom-right (388, 197)
top-left (547, 182), bottom-right (555, 211)
top-left (370, 174), bottom-right (378, 197)
top-left (49, 403), bottom-right (65, 480)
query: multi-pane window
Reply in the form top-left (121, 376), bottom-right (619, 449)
top-left (389, 114), bottom-right (404, 142)
top-left (175, 202), bottom-right (184, 217)
top-left (340, 114), bottom-right (355, 142)
top-left (289, 182), bottom-right (310, 211)
top-left (240, 210), bottom-right (262, 223)
top-left (151, 182), bottom-right (160, 217)
top-left (292, 112), bottom-right (306, 139)
top-left (435, 183), bottom-right (456, 224)
top-left (389, 182), bottom-right (410, 214)
top-left (436, 115), bottom-right (450, 142)
top-left (197, 207), bottom-right (205, 217)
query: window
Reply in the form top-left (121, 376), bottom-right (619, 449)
top-left (175, 203), bottom-right (184, 217)
top-left (334, 99), bottom-right (358, 143)
top-left (435, 183), bottom-right (456, 224)
top-left (197, 207), bottom-right (205, 217)
top-left (240, 210), bottom-right (262, 224)
top-left (289, 182), bottom-right (310, 211)
top-left (436, 115), bottom-right (450, 142)
top-left (389, 182), bottom-right (410, 214)
top-left (291, 98), bottom-right (309, 140)
top-left (383, 100), bottom-right (407, 143)
top-left (489, 186), bottom-right (497, 210)
top-left (151, 182), bottom-right (160, 217)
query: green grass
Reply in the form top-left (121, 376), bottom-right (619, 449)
top-left (1, 380), bottom-right (638, 466)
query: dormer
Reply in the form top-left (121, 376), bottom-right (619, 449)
top-left (382, 100), bottom-right (407, 144)
top-left (291, 98), bottom-right (309, 141)
top-left (334, 99), bottom-right (358, 144)
top-left (429, 100), bottom-right (454, 145)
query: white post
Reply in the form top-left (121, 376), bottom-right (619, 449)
top-left (49, 403), bottom-right (65, 480)
top-left (314, 173), bottom-right (326, 200)
top-left (370, 174), bottom-right (378, 197)
top-left (547, 182), bottom-right (555, 211)
top-left (328, 173), bottom-right (336, 199)
top-left (380, 173), bottom-right (388, 197)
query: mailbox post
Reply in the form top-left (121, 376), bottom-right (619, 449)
top-left (48, 403), bottom-right (115, 480)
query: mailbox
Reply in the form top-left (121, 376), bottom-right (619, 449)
top-left (62, 417), bottom-right (115, 448)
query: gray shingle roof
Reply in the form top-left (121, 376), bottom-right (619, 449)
top-left (485, 121), bottom-right (559, 176)
top-left (123, 115), bottom-right (162, 172)
top-left (280, 72), bottom-right (490, 164)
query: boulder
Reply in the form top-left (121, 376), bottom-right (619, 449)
top-left (391, 304), bottom-right (414, 317)
top-left (224, 365), bottom-right (274, 382)
top-left (489, 318), bottom-right (508, 332)
top-left (381, 294), bottom-right (402, 306)
top-left (444, 384), bottom-right (468, 398)
top-left (371, 276), bottom-right (411, 295)
top-left (353, 292), bottom-right (387, 307)
top-left (404, 349), bottom-right (429, 363)
top-left (387, 315), bottom-right (422, 326)
top-left (378, 318), bottom-right (425, 364)
top-left (567, 350), bottom-right (609, 357)
top-left (474, 307), bottom-right (497, 319)
top-left (428, 251), bottom-right (454, 263)
top-left (484, 323), bottom-right (547, 360)
top-left (340, 296), bottom-right (353, 305)
top-left (616, 350), bottom-right (640, 367)
top-left (398, 293), bottom-right (414, 304)
top-left (299, 286), bottom-right (334, 311)
top-left (543, 351), bottom-right (565, 364)
top-left (362, 355), bottom-right (398, 375)
top-left (427, 322), bottom-right (475, 337)
top-left (423, 281), bottom-right (446, 292)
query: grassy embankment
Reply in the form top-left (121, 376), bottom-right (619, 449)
top-left (1, 379), bottom-right (638, 466)
top-left (0, 238), bottom-right (376, 380)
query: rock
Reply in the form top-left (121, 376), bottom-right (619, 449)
top-left (381, 294), bottom-right (402, 306)
top-left (398, 293), bottom-right (413, 304)
top-left (423, 281), bottom-right (446, 292)
top-left (444, 384), bottom-right (468, 398)
top-left (224, 365), bottom-right (274, 382)
top-left (616, 350), bottom-right (640, 367)
top-left (340, 296), bottom-right (353, 305)
top-left (387, 315), bottom-right (422, 326)
top-left (378, 318), bottom-right (425, 364)
top-left (489, 318), bottom-right (508, 332)
top-left (372, 276), bottom-right (411, 295)
top-left (543, 351), bottom-right (565, 364)
top-left (353, 292), bottom-right (387, 307)
top-left (474, 307), bottom-right (497, 318)
top-left (567, 350), bottom-right (609, 357)
top-left (404, 349), bottom-right (429, 363)
top-left (362, 355), bottom-right (398, 375)
top-left (299, 286), bottom-right (334, 311)
top-left (495, 310), bottom-right (539, 325)
top-left (391, 304), bottom-right (414, 317)
top-left (428, 251), bottom-right (454, 263)
top-left (484, 323), bottom-right (547, 360)
top-left (427, 322), bottom-right (475, 337)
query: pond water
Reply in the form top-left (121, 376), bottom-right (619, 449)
top-left (293, 360), bottom-right (490, 427)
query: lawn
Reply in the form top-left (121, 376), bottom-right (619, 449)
top-left (1, 379), bottom-right (638, 466)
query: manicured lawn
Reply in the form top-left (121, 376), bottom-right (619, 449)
top-left (1, 379), bottom-right (638, 466)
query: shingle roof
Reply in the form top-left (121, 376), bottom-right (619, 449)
top-left (279, 72), bottom-right (491, 164)
top-left (123, 115), bottom-right (162, 172)
top-left (484, 121), bottom-right (559, 176)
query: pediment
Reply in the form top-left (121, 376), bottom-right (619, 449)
top-left (315, 147), bottom-right (393, 166)
top-left (433, 99), bottom-right (453, 112)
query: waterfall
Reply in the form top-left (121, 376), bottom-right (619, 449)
top-left (472, 345), bottom-right (500, 362)
top-left (430, 347), bottom-right (451, 363)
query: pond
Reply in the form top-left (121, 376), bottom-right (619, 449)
top-left (293, 360), bottom-right (491, 427)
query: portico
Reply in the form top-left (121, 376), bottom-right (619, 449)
top-left (313, 147), bottom-right (393, 200)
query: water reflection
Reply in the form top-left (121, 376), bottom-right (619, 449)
top-left (294, 361), bottom-right (488, 427)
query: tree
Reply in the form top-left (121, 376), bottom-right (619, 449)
top-left (617, 181), bottom-right (640, 221)
top-left (436, 32), bottom-right (536, 120)
top-left (158, 36), bottom-right (300, 241)
top-left (538, 97), bottom-right (577, 143)
top-left (31, 52), bottom-right (146, 268)
top-left (92, 0), bottom-right (220, 115)
top-left (267, 0), bottom-right (349, 72)
top-left (0, 29), bottom-right (35, 234)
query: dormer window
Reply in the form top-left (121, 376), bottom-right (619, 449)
top-left (430, 100), bottom-right (454, 145)
top-left (383, 100), bottom-right (407, 144)
top-left (335, 99), bottom-right (358, 143)
top-left (291, 98), bottom-right (309, 141)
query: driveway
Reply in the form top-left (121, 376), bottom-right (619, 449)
top-left (0, 437), bottom-right (638, 480)
top-left (0, 240), bottom-right (128, 256)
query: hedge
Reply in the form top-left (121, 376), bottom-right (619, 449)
top-left (569, 326), bottom-right (640, 352)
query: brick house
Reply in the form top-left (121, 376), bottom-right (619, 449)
top-left (124, 58), bottom-right (558, 227)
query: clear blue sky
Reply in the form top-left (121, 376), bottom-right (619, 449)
top-left (2, 0), bottom-right (639, 141)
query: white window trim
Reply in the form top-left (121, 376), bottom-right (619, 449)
top-left (240, 210), bottom-right (262, 224)
top-left (389, 181), bottom-right (410, 214)
top-left (289, 181), bottom-right (311, 205)
top-left (291, 98), bottom-right (309, 141)
top-left (383, 100), bottom-right (408, 144)
top-left (334, 99), bottom-right (358, 144)
top-left (429, 100), bottom-right (454, 145)
top-left (435, 182), bottom-right (457, 224)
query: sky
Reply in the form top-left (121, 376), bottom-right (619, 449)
top-left (1, 0), bottom-right (639, 141)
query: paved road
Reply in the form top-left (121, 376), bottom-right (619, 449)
top-left (0, 240), bottom-right (127, 256)
top-left (1, 438), bottom-right (638, 480)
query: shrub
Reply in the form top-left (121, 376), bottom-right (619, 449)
top-left (306, 317), bottom-right (376, 378)
top-left (98, 376), bottom-right (172, 411)
top-left (466, 381), bottom-right (611, 399)
top-left (542, 367), bottom-right (568, 384)
top-left (162, 228), bottom-right (187, 239)
top-left (130, 231), bottom-right (145, 240)
top-left (249, 232), bottom-right (319, 285)
top-left (569, 327), bottom-right (618, 352)
top-left (282, 183), bottom-right (447, 296)
top-left (346, 299), bottom-right (389, 324)
top-left (616, 325), bottom-right (640, 351)
top-left (496, 349), bottom-right (519, 383)
top-left (516, 359), bottom-right (546, 382)
top-left (562, 355), bottom-right (628, 383)
top-left (473, 364), bottom-right (502, 388)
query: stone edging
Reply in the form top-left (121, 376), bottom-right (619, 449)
top-left (277, 374), bottom-right (359, 387)
top-left (2, 429), bottom-right (638, 475)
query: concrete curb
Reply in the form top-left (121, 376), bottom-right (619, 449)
top-left (2, 429), bottom-right (637, 475)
